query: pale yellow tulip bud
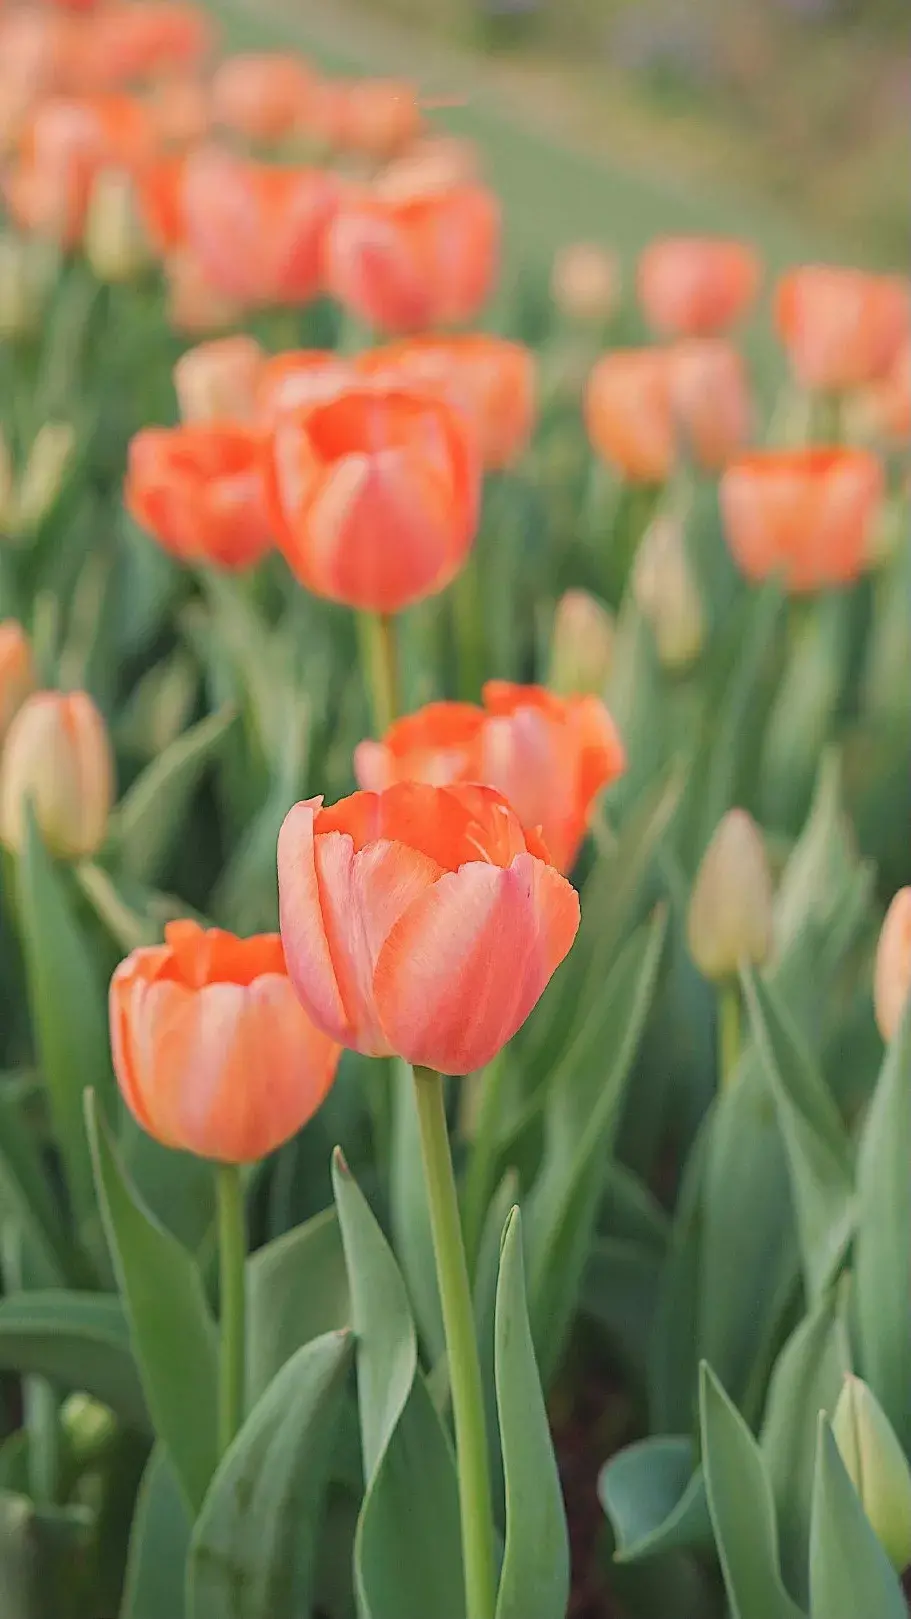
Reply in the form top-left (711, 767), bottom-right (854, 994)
top-left (9, 422), bottom-right (76, 537)
top-left (549, 589), bottom-right (615, 696)
top-left (833, 1375), bottom-right (911, 1573)
top-left (687, 809), bottom-right (774, 983)
top-left (83, 168), bottom-right (151, 285)
top-left (0, 235), bottom-right (43, 339)
top-left (0, 690), bottom-right (114, 859)
top-left (874, 887), bottom-right (911, 1045)
top-left (632, 513), bottom-right (706, 670)
top-left (551, 242), bottom-right (620, 325)
top-left (173, 334), bottom-right (264, 424)
top-left (0, 620), bottom-right (35, 743)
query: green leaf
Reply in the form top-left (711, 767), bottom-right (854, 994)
top-left (332, 1150), bottom-right (465, 1619)
top-left (121, 1447), bottom-right (191, 1619)
top-left (597, 1437), bottom-right (712, 1563)
top-left (107, 705), bottom-right (238, 884)
top-left (648, 1115), bottom-right (711, 1433)
top-left (85, 1093), bottom-right (218, 1513)
top-left (582, 1237), bottom-right (663, 1382)
top-left (855, 999), bottom-right (911, 1450)
top-left (390, 1060), bottom-right (444, 1365)
top-left (246, 1207), bottom-right (350, 1404)
top-left (119, 1119), bottom-right (215, 1257)
top-left (0, 1291), bottom-right (148, 1428)
top-left (473, 1168), bottom-right (519, 1532)
top-left (0, 1089), bottom-right (76, 1287)
top-left (494, 1207), bottom-right (569, 1619)
top-left (699, 1363), bottom-right (803, 1619)
top-left (809, 1418), bottom-right (906, 1619)
top-left (187, 1330), bottom-right (352, 1619)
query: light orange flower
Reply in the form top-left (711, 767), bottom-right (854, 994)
top-left (173, 334), bottom-right (264, 423)
top-left (666, 339), bottom-right (752, 469)
top-left (874, 888), bottom-right (911, 1045)
top-left (125, 424), bottom-right (273, 569)
top-left (851, 343), bottom-right (911, 445)
top-left (0, 689), bottom-right (114, 858)
top-left (585, 349), bottom-right (674, 484)
top-left (277, 783), bottom-right (580, 1074)
top-left (720, 447), bottom-right (884, 593)
top-left (0, 620), bottom-right (36, 743)
top-left (163, 245), bottom-right (244, 333)
top-left (77, 2), bottom-right (214, 91)
top-left (211, 51), bottom-right (316, 144)
top-left (5, 91), bottom-right (153, 246)
top-left (329, 76), bottom-right (423, 160)
top-left (265, 381), bottom-right (480, 613)
top-left (255, 349), bottom-right (356, 427)
top-left (551, 241), bottom-right (620, 325)
top-left (136, 148), bottom-right (186, 252)
top-left (144, 73), bottom-right (210, 149)
top-left (110, 920), bottom-right (340, 1162)
top-left (638, 236), bottom-right (761, 337)
top-left (775, 265), bottom-right (910, 392)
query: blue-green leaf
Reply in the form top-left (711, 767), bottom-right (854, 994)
top-left (107, 705), bottom-right (238, 884)
top-left (246, 1206), bottom-right (349, 1404)
top-left (121, 1447), bottom-right (190, 1619)
top-left (598, 1436), bottom-right (712, 1564)
top-left (0, 1291), bottom-right (147, 1429)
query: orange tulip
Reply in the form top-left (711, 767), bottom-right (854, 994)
top-left (211, 51), bottom-right (316, 144)
top-left (77, 2), bottom-right (214, 91)
top-left (0, 620), bottom-right (35, 742)
top-left (638, 236), bottom-right (761, 337)
top-left (136, 148), bottom-right (186, 252)
top-left (354, 683), bottom-right (625, 873)
top-left (180, 145), bottom-right (338, 307)
top-left (330, 76), bottom-right (423, 160)
top-left (173, 334), bottom-right (264, 423)
top-left (666, 339), bottom-right (752, 469)
top-left (163, 245), bottom-right (244, 333)
top-left (5, 91), bottom-right (153, 246)
top-left (585, 349), bottom-right (674, 484)
top-left (110, 919), bottom-right (340, 1162)
top-left (0, 689), bottom-right (114, 857)
top-left (551, 241), bottom-right (620, 325)
top-left (851, 343), bottom-right (911, 445)
top-left (375, 134), bottom-right (481, 202)
top-left (255, 349), bottom-right (356, 426)
top-left (775, 265), bottom-right (910, 392)
top-left (277, 783), bottom-right (580, 1074)
top-left (144, 73), bottom-right (210, 149)
top-left (265, 381), bottom-right (480, 613)
top-left (874, 888), bottom-right (911, 1045)
top-left (323, 177), bottom-right (500, 334)
top-left (720, 447), bottom-right (883, 593)
top-left (125, 424), bottom-right (273, 569)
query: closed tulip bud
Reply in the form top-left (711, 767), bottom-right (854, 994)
top-left (0, 235), bottom-right (43, 339)
top-left (874, 888), bottom-right (911, 1045)
top-left (173, 334), bottom-right (264, 423)
top-left (550, 590), bottom-right (615, 695)
top-left (0, 690), bottom-right (114, 859)
top-left (832, 1375), bottom-right (911, 1573)
top-left (551, 242), bottom-right (620, 326)
top-left (0, 620), bottom-right (36, 742)
top-left (0, 432), bottom-right (13, 529)
top-left (687, 809), bottom-right (773, 983)
top-left (9, 422), bottom-right (76, 537)
top-left (632, 513), bottom-right (706, 670)
top-left (83, 167), bottom-right (150, 284)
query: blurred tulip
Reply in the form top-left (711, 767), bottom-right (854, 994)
top-left (638, 235), bottom-right (761, 337)
top-left (667, 338), bottom-right (752, 469)
top-left (0, 621), bottom-right (35, 742)
top-left (833, 1376), bottom-right (911, 1572)
top-left (266, 381), bottom-right (480, 613)
top-left (211, 51), bottom-right (315, 144)
top-left (5, 92), bottom-right (153, 247)
top-left (110, 919), bottom-right (340, 1162)
top-left (375, 134), bottom-right (480, 202)
top-left (849, 343), bottom-right (911, 447)
top-left (323, 177), bottom-right (500, 334)
top-left (255, 349), bottom-right (356, 426)
top-left (585, 349), bottom-right (674, 484)
top-left (720, 447), bottom-right (883, 593)
top-left (181, 145), bottom-right (338, 307)
top-left (0, 236), bottom-right (53, 338)
top-left (549, 589), bottom-right (615, 696)
top-left (0, 434), bottom-right (12, 529)
top-left (632, 513), bottom-right (706, 669)
top-left (136, 149), bottom-right (186, 253)
top-left (551, 241), bottom-right (620, 326)
top-left (125, 424), bottom-right (273, 568)
top-left (8, 422), bottom-right (77, 537)
top-left (163, 245), bottom-right (243, 333)
top-left (0, 689), bottom-right (114, 858)
top-left (173, 334), bottom-right (264, 423)
top-left (775, 265), bottom-right (910, 392)
top-left (330, 76), bottom-right (423, 160)
top-left (79, 2), bottom-right (214, 91)
top-left (687, 809), bottom-right (773, 983)
top-left (145, 73), bottom-right (210, 148)
top-left (357, 333), bottom-right (536, 470)
top-left (277, 782), bottom-right (580, 1073)
top-left (83, 165), bottom-right (149, 281)
top-left (873, 887), bottom-right (911, 1045)
top-left (354, 682), bottom-right (625, 873)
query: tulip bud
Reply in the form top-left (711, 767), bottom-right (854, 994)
top-left (549, 589), bottom-right (615, 696)
top-left (8, 422), bottom-right (76, 537)
top-left (832, 1375), bottom-right (911, 1573)
top-left (551, 242), bottom-right (620, 326)
top-left (0, 690), bottom-right (115, 859)
top-left (632, 513), bottom-right (706, 670)
top-left (0, 620), bottom-right (36, 742)
top-left (83, 168), bottom-right (151, 285)
top-left (173, 334), bottom-right (264, 424)
top-left (0, 235), bottom-right (44, 339)
top-left (687, 809), bottom-right (774, 982)
top-left (0, 431), bottom-right (13, 528)
top-left (874, 887), bottom-right (911, 1045)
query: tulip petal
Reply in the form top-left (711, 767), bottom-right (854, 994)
top-left (278, 799), bottom-right (350, 1044)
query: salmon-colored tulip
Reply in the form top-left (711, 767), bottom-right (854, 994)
top-left (375, 134), bottom-right (481, 203)
top-left (110, 919), bottom-right (340, 1162)
top-left (354, 683), bottom-right (625, 873)
top-left (145, 73), bottom-right (210, 149)
top-left (78, 3), bottom-right (214, 91)
top-left (0, 620), bottom-right (35, 742)
top-left (0, 689), bottom-right (114, 858)
top-left (775, 266), bottom-right (910, 392)
top-left (278, 782), bottom-right (580, 1074)
top-left (551, 241), bottom-right (620, 325)
top-left (851, 343), bottom-right (911, 446)
top-left (331, 76), bottom-right (423, 160)
top-left (180, 145), bottom-right (338, 307)
top-left (255, 349), bottom-right (356, 426)
top-left (874, 888), bottom-right (911, 1045)
top-left (125, 424), bottom-right (273, 568)
top-left (211, 52), bottom-right (315, 144)
top-left (720, 447), bottom-right (883, 593)
top-left (667, 339), bottom-right (752, 469)
top-left (163, 245), bottom-right (244, 333)
top-left (5, 91), bottom-right (153, 246)
top-left (136, 148), bottom-right (186, 252)
top-left (586, 342), bottom-right (750, 482)
top-left (266, 381), bottom-right (480, 613)
top-left (638, 236), bottom-right (760, 337)
top-left (173, 334), bottom-right (264, 423)
top-left (323, 178), bottom-right (500, 334)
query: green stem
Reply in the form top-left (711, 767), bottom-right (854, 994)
top-left (25, 1377), bottom-right (60, 1505)
top-left (718, 981), bottom-right (742, 1089)
top-left (412, 1067), bottom-right (497, 1619)
top-left (452, 555), bottom-right (486, 703)
top-left (461, 1053), bottom-right (508, 1277)
top-left (215, 1163), bottom-right (246, 1456)
top-left (358, 611), bottom-right (400, 736)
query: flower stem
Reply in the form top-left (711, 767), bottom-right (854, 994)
top-left (718, 980), bottom-right (742, 1088)
top-left (215, 1163), bottom-right (246, 1455)
top-left (412, 1066), bottom-right (496, 1619)
top-left (358, 611), bottom-right (400, 736)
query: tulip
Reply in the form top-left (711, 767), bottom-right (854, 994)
top-left (549, 589), bottom-right (615, 696)
top-left (136, 149), bottom-right (187, 255)
top-left (0, 689), bottom-right (114, 858)
top-left (632, 513), bottom-right (706, 670)
top-left (849, 343), bottom-right (911, 447)
top-left (277, 781), bottom-right (580, 1073)
top-left (125, 424), bottom-right (273, 569)
top-left (720, 447), bottom-right (883, 593)
top-left (8, 422), bottom-right (76, 537)
top-left (357, 334), bottom-right (537, 470)
top-left (375, 134), bottom-right (481, 202)
top-left (832, 1376), bottom-right (911, 1573)
top-left (585, 348), bottom-right (674, 485)
top-left (265, 380), bottom-right (480, 614)
top-left (323, 177), bottom-right (500, 334)
top-left (163, 246), bottom-right (244, 334)
top-left (667, 338), bottom-right (752, 470)
top-left (687, 809), bottom-right (774, 984)
top-left (873, 888), bottom-right (911, 1045)
top-left (144, 73), bottom-right (211, 150)
top-left (254, 349), bottom-right (356, 426)
top-left (331, 77), bottom-right (423, 160)
top-left (78, 2), bottom-right (214, 91)
top-left (173, 335), bottom-right (264, 424)
top-left (0, 235), bottom-right (49, 339)
top-left (83, 165), bottom-right (150, 282)
top-left (210, 52), bottom-right (316, 144)
top-left (638, 236), bottom-right (761, 337)
top-left (775, 265), bottom-right (910, 393)
top-left (0, 621), bottom-right (36, 742)
top-left (109, 919), bottom-right (340, 1162)
top-left (4, 92), bottom-right (153, 247)
top-left (551, 241), bottom-right (620, 326)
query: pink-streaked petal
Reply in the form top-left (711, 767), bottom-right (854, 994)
top-left (277, 798), bottom-right (350, 1044)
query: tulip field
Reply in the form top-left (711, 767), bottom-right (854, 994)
top-left (0, 2), bottom-right (909, 1617)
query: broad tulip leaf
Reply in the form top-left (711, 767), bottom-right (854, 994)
top-left (121, 1447), bottom-right (190, 1619)
top-left (598, 1436), bottom-right (712, 1563)
top-left (86, 1093), bottom-right (218, 1513)
top-left (473, 1168), bottom-right (519, 1532)
top-left (390, 1059), bottom-right (443, 1365)
top-left (246, 1206), bottom-right (350, 1404)
top-left (699, 1364), bottom-right (803, 1619)
top-left (647, 1114), bottom-right (711, 1433)
top-left (0, 1291), bottom-right (148, 1429)
top-left (0, 1089), bottom-right (77, 1287)
top-left (107, 704), bottom-right (238, 884)
top-left (187, 1330), bottom-right (352, 1619)
top-left (809, 1418), bottom-right (906, 1619)
top-left (494, 1208), bottom-right (569, 1619)
top-left (119, 1118), bottom-right (215, 1257)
